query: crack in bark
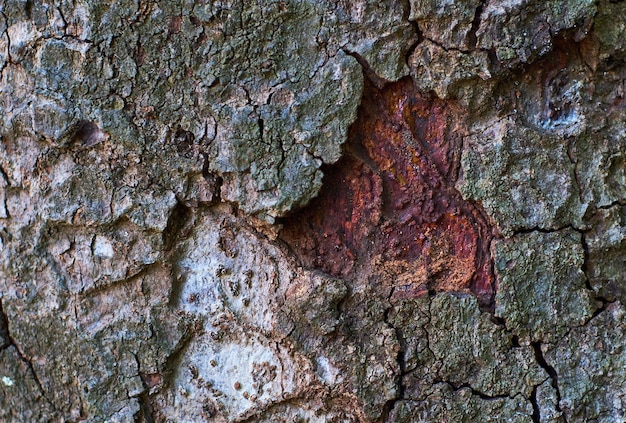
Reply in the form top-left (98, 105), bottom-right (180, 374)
top-left (134, 353), bottom-right (156, 423)
top-left (0, 298), bottom-right (56, 411)
top-left (468, 0), bottom-right (485, 50)
top-left (1, 11), bottom-right (12, 66)
top-left (595, 199), bottom-right (626, 210)
top-left (399, 0), bottom-right (424, 69)
top-left (445, 381), bottom-right (520, 401)
top-left (78, 262), bottom-right (162, 299)
top-left (511, 224), bottom-right (586, 236)
top-left (532, 342), bottom-right (566, 423)
top-left (530, 385), bottom-right (541, 423)
top-left (418, 33), bottom-right (493, 55)
top-left (0, 162), bottom-right (10, 188)
top-left (163, 200), bottom-right (194, 252)
top-left (509, 225), bottom-right (612, 317)
top-left (580, 231), bottom-right (595, 292)
top-left (566, 135), bottom-right (586, 205)
top-left (342, 49), bottom-right (390, 89)
top-left (0, 299), bottom-right (10, 349)
top-left (380, 305), bottom-right (406, 423)
top-left (160, 316), bottom-right (201, 391)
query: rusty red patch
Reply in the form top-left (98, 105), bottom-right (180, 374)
top-left (281, 78), bottom-right (494, 303)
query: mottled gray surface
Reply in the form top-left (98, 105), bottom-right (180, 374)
top-left (0, 0), bottom-right (414, 221)
top-left (547, 302), bottom-right (626, 422)
top-left (586, 206), bottom-right (626, 302)
top-left (390, 384), bottom-right (534, 423)
top-left (0, 0), bottom-right (625, 421)
top-left (494, 230), bottom-right (597, 344)
top-left (458, 119), bottom-right (586, 235)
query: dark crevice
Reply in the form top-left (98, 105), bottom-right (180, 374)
top-left (25, 0), bottom-right (34, 20)
top-left (70, 120), bottom-right (107, 149)
top-left (0, 300), bottom-right (10, 349)
top-left (532, 342), bottom-right (565, 421)
top-left (401, 0), bottom-right (486, 57)
top-left (201, 153), bottom-right (212, 179)
top-left (162, 201), bottom-right (194, 251)
top-left (276, 129), bottom-right (287, 178)
top-left (490, 314), bottom-right (507, 327)
top-left (2, 11), bottom-right (12, 65)
top-left (56, 6), bottom-right (67, 29)
top-left (456, 383), bottom-right (510, 401)
top-left (257, 117), bottom-right (265, 144)
top-left (134, 393), bottom-right (155, 423)
top-left (22, 354), bottom-right (53, 408)
top-left (579, 233), bottom-right (615, 317)
top-left (432, 380), bottom-right (514, 401)
top-left (0, 162), bottom-right (10, 187)
top-left (401, 0), bottom-right (424, 67)
top-left (163, 201), bottom-right (197, 308)
top-left (596, 199), bottom-right (626, 211)
top-left (511, 224), bottom-right (584, 236)
top-left (400, 0), bottom-right (413, 22)
top-left (582, 200), bottom-right (626, 231)
top-left (587, 298), bottom-right (613, 323)
top-left (161, 319), bottom-right (201, 390)
top-left (580, 231), bottom-right (615, 314)
top-left (134, 355), bottom-right (156, 423)
top-left (510, 334), bottom-right (521, 348)
top-left (334, 284), bottom-right (350, 317)
top-left (530, 386), bottom-right (541, 423)
top-left (343, 50), bottom-right (391, 89)
top-left (201, 154), bottom-right (223, 203)
top-left (468, 1), bottom-right (485, 49)
top-left (405, 21), bottom-right (423, 67)
top-left (488, 315), bottom-right (535, 353)
top-left (419, 34), bottom-right (484, 55)
top-left (566, 136), bottom-right (585, 204)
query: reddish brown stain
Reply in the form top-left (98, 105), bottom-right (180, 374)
top-left (169, 16), bottom-right (183, 34)
top-left (281, 78), bottom-right (494, 303)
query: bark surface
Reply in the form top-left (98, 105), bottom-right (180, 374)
top-left (0, 0), bottom-right (625, 422)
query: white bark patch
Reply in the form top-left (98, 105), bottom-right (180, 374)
top-left (315, 356), bottom-right (340, 386)
top-left (7, 22), bottom-right (39, 50)
top-left (49, 157), bottom-right (75, 188)
top-left (92, 235), bottom-right (114, 258)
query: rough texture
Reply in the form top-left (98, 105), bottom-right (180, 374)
top-left (1, 0), bottom-right (625, 421)
top-left (586, 206), bottom-right (626, 302)
top-left (494, 230), bottom-right (597, 344)
top-left (389, 294), bottom-right (546, 401)
top-left (458, 118), bottom-right (586, 236)
top-left (546, 302), bottom-right (626, 422)
top-left (390, 384), bottom-right (534, 423)
top-left (0, 0), bottom-right (415, 221)
top-left (281, 78), bottom-right (495, 302)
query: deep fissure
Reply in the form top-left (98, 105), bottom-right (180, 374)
top-left (531, 342), bottom-right (564, 418)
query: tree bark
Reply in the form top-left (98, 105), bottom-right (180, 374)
top-left (0, 0), bottom-right (625, 421)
